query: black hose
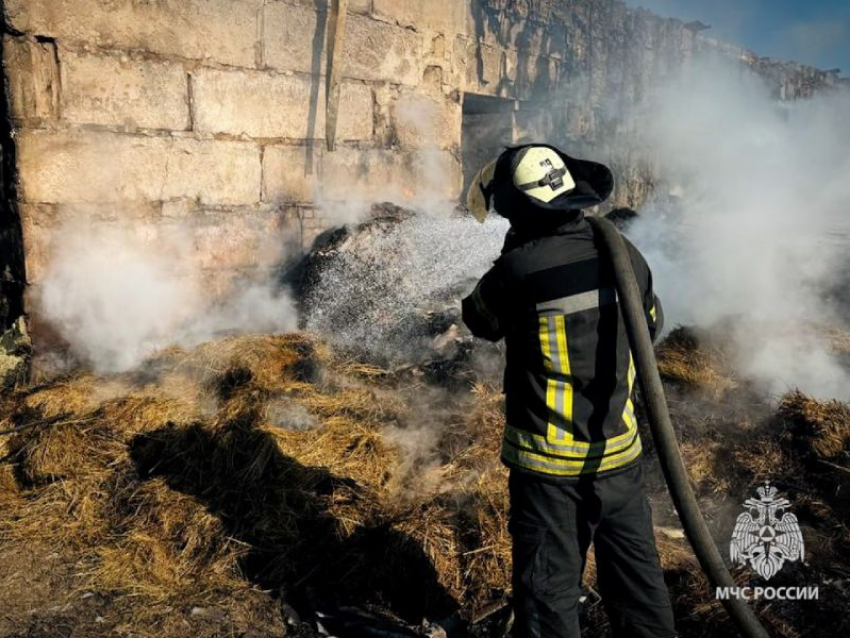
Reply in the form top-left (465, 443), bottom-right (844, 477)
top-left (588, 216), bottom-right (771, 638)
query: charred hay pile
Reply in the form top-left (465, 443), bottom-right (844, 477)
top-left (649, 326), bottom-right (850, 638)
top-left (0, 326), bottom-right (849, 636)
top-left (0, 334), bottom-right (512, 636)
top-left (296, 205), bottom-right (508, 378)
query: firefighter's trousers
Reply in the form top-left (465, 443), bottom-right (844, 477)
top-left (509, 461), bottom-right (676, 638)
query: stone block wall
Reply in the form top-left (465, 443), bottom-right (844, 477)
top-left (463, 0), bottom-right (844, 208)
top-left (2, 0), bottom-right (467, 312)
top-left (0, 0), bottom-right (844, 329)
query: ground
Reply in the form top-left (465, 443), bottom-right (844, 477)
top-left (0, 327), bottom-right (848, 637)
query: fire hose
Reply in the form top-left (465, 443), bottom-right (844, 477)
top-left (587, 216), bottom-right (771, 638)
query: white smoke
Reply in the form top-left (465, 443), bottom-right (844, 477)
top-left (627, 58), bottom-right (850, 400)
top-left (37, 220), bottom-right (298, 373)
top-left (33, 91), bottom-right (459, 374)
top-left (315, 94), bottom-right (460, 225)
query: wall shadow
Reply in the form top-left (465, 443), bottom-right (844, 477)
top-left (128, 405), bottom-right (457, 625)
top-left (0, 3), bottom-right (28, 332)
top-left (305, 0), bottom-right (329, 177)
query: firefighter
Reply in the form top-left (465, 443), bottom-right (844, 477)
top-left (462, 145), bottom-right (676, 638)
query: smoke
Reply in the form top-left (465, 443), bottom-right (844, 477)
top-left (36, 220), bottom-right (298, 373)
top-left (393, 95), bottom-right (458, 215)
top-left (627, 57), bottom-right (850, 400)
top-left (266, 398), bottom-right (318, 431)
top-left (380, 384), bottom-right (457, 496)
top-left (315, 95), bottom-right (460, 225)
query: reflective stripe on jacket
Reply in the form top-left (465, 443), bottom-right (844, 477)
top-left (462, 216), bottom-right (663, 478)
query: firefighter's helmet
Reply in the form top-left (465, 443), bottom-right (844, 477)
top-left (466, 144), bottom-right (613, 223)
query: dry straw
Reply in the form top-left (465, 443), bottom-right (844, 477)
top-left (1, 330), bottom-right (848, 636)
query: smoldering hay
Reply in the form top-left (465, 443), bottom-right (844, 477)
top-left (300, 207), bottom-right (509, 362)
top-left (2, 326), bottom-right (849, 636)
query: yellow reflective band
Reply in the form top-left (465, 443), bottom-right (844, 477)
top-left (546, 381), bottom-right (558, 427)
top-left (540, 317), bottom-right (571, 442)
top-left (505, 423), bottom-right (638, 457)
top-left (539, 316), bottom-right (553, 373)
top-left (545, 315), bottom-right (574, 443)
top-left (502, 436), bottom-right (642, 476)
top-left (622, 407), bottom-right (637, 434)
top-left (610, 355), bottom-right (639, 456)
top-left (650, 304), bottom-right (657, 322)
top-left (555, 316), bottom-right (570, 375)
top-left (508, 438), bottom-right (641, 474)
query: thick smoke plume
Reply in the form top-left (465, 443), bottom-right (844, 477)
top-left (315, 95), bottom-right (460, 225)
top-left (37, 220), bottom-right (297, 373)
top-left (628, 58), bottom-right (850, 400)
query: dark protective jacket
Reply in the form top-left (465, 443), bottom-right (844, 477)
top-left (462, 215), bottom-right (663, 478)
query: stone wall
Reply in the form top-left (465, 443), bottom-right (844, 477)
top-left (463, 0), bottom-right (845, 208)
top-left (1, 0), bottom-right (467, 312)
top-left (1, 0), bottom-right (844, 329)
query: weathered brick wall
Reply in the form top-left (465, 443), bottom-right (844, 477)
top-left (2, 0), bottom-right (467, 307)
top-left (1, 0), bottom-right (843, 326)
top-left (463, 0), bottom-right (845, 209)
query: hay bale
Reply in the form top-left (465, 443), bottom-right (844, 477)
top-left (778, 391), bottom-right (850, 459)
top-left (95, 477), bottom-right (241, 600)
top-left (656, 327), bottom-right (737, 397)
